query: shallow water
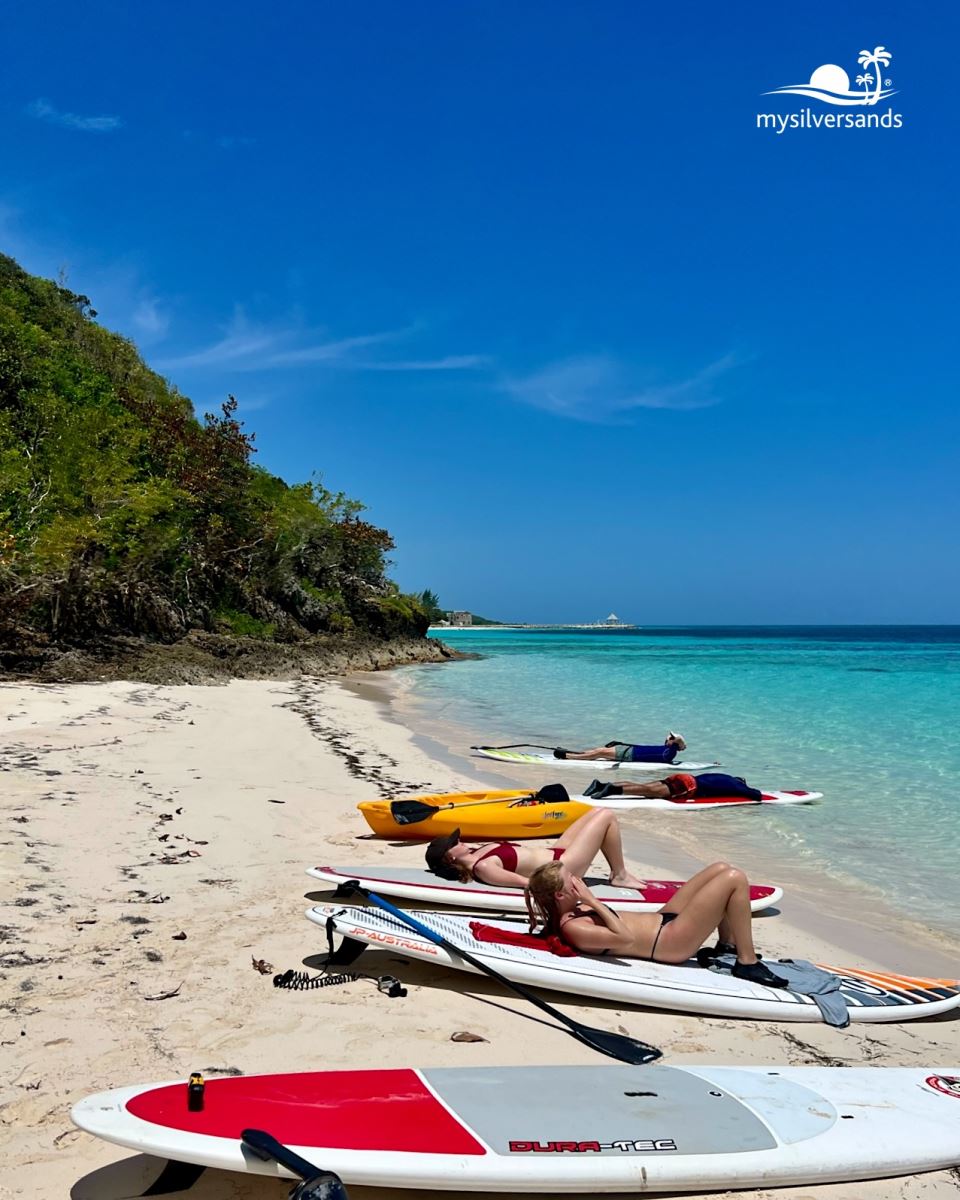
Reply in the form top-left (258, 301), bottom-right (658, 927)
top-left (403, 627), bottom-right (960, 939)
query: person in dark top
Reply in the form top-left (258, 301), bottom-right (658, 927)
top-left (554, 731), bottom-right (686, 764)
top-left (424, 807), bottom-right (647, 890)
top-left (525, 859), bottom-right (789, 987)
top-left (583, 772), bottom-right (763, 803)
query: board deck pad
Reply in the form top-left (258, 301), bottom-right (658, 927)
top-left (310, 903), bottom-right (960, 1024)
top-left (306, 865), bottom-right (784, 914)
top-left (73, 1065), bottom-right (960, 1192)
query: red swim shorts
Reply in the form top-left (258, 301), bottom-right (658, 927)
top-left (665, 773), bottom-right (698, 798)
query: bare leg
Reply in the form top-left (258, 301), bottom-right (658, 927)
top-left (616, 781), bottom-right (672, 798)
top-left (563, 747), bottom-right (617, 761)
top-left (555, 808), bottom-right (646, 888)
top-left (652, 867), bottom-right (760, 965)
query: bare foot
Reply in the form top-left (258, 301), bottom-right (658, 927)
top-left (609, 871), bottom-right (648, 890)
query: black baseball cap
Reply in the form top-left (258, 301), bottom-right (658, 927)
top-left (425, 828), bottom-right (462, 881)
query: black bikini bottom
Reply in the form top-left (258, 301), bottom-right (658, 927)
top-left (647, 910), bottom-right (678, 961)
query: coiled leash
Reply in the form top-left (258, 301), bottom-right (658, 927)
top-left (272, 910), bottom-right (406, 996)
top-left (273, 968), bottom-right (406, 997)
top-left (273, 969), bottom-right (359, 991)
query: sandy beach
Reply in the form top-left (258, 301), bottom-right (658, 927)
top-left (3, 673), bottom-right (959, 1200)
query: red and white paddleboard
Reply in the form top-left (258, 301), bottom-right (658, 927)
top-left (590, 789), bottom-right (822, 810)
top-left (73, 1065), bottom-right (960, 1192)
top-left (306, 864), bottom-right (783, 913)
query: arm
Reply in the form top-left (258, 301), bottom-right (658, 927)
top-left (471, 858), bottom-right (532, 889)
top-left (570, 877), bottom-right (631, 936)
top-left (561, 917), bottom-right (624, 955)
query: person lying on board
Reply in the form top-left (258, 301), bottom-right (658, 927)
top-left (425, 807), bottom-right (648, 890)
top-left (525, 859), bottom-right (789, 987)
top-left (554, 731), bottom-right (686, 763)
top-left (583, 772), bottom-right (762, 803)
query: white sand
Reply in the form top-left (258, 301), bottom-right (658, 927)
top-left (2, 675), bottom-right (959, 1199)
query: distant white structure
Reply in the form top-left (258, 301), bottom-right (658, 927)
top-left (604, 612), bottom-right (621, 625)
top-left (450, 611), bottom-right (473, 627)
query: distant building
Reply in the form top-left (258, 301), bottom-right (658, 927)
top-left (450, 611), bottom-right (473, 626)
top-left (604, 612), bottom-right (622, 625)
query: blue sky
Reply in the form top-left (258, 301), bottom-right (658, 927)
top-left (4, 1), bottom-right (957, 623)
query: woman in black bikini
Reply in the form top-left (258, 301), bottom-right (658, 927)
top-left (524, 859), bottom-right (789, 987)
top-left (424, 807), bottom-right (648, 891)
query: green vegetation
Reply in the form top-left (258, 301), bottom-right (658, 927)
top-left (0, 253), bottom-right (431, 655)
top-left (416, 588), bottom-right (444, 623)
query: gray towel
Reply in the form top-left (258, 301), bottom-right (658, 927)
top-left (709, 954), bottom-right (850, 1027)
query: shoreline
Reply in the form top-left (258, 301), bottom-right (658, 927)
top-left (370, 666), bottom-right (960, 979)
top-left (3, 673), bottom-right (959, 1200)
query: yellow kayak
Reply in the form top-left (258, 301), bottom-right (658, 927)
top-left (358, 789), bottom-right (593, 840)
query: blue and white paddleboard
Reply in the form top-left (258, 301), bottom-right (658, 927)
top-left (310, 904), bottom-right (960, 1023)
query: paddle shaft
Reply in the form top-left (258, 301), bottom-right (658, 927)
top-left (351, 886), bottom-right (660, 1064)
top-left (406, 792), bottom-right (534, 815)
top-left (473, 743), bottom-right (564, 751)
top-left (242, 1128), bottom-right (349, 1199)
top-left (390, 785), bottom-right (572, 827)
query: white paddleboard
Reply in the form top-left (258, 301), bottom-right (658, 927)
top-left (475, 747), bottom-right (720, 771)
top-left (577, 788), bottom-right (822, 810)
top-left (73, 1065), bottom-right (960, 1192)
top-left (309, 904), bottom-right (960, 1024)
top-left (306, 865), bottom-right (784, 913)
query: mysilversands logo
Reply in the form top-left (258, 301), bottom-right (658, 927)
top-left (757, 45), bottom-right (904, 133)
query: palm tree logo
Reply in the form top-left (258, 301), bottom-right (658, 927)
top-left (764, 46), bottom-right (897, 106)
top-left (857, 46), bottom-right (893, 105)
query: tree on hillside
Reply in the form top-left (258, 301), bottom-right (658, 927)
top-left (417, 589), bottom-right (445, 622)
top-left (0, 252), bottom-right (430, 648)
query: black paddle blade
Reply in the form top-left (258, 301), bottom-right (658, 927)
top-left (242, 1129), bottom-right (349, 1199)
top-left (570, 1025), bottom-right (662, 1066)
top-left (389, 799), bottom-right (437, 825)
top-left (534, 783), bottom-right (569, 804)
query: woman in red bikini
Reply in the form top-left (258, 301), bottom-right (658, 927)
top-left (524, 859), bottom-right (788, 987)
top-left (424, 807), bottom-right (647, 890)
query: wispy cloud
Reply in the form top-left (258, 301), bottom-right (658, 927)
top-left (356, 354), bottom-right (489, 372)
top-left (26, 98), bottom-right (122, 133)
top-left (157, 314), bottom-right (484, 374)
top-left (217, 135), bottom-right (256, 150)
top-left (155, 319), bottom-right (398, 371)
top-left (502, 353), bottom-right (741, 422)
top-left (131, 295), bottom-right (170, 342)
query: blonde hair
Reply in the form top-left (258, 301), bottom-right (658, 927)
top-left (525, 861), bottom-right (564, 935)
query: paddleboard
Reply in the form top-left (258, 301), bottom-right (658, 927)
top-left (306, 864), bottom-right (784, 914)
top-left (475, 747), bottom-right (719, 771)
top-left (72, 1065), bottom-right (960, 1192)
top-left (576, 789), bottom-right (821, 811)
top-left (358, 789), bottom-right (821, 839)
top-left (309, 904), bottom-right (960, 1024)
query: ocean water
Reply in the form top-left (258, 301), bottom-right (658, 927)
top-left (404, 627), bottom-right (960, 938)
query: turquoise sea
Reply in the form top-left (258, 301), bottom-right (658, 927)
top-left (406, 627), bottom-right (960, 939)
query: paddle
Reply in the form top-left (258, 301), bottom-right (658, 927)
top-left (471, 741), bottom-right (630, 752)
top-left (242, 1128), bottom-right (349, 1199)
top-left (390, 783), bottom-right (570, 827)
top-left (344, 884), bottom-right (662, 1066)
top-left (472, 742), bottom-right (568, 751)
